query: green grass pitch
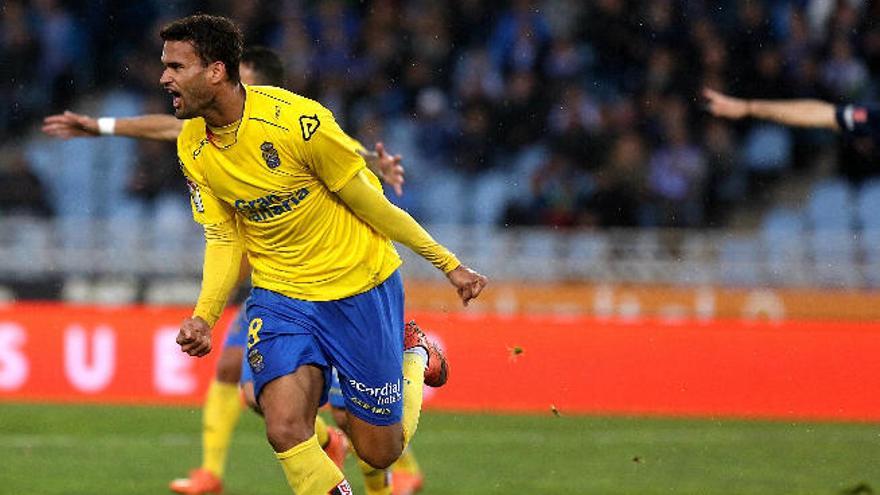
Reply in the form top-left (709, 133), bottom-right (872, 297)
top-left (1, 403), bottom-right (878, 494)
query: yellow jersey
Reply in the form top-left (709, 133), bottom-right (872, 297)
top-left (177, 85), bottom-right (401, 301)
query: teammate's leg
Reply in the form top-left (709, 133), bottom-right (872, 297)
top-left (170, 311), bottom-right (248, 495)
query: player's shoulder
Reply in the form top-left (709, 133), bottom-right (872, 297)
top-left (247, 85), bottom-right (327, 114)
top-left (247, 85), bottom-right (334, 143)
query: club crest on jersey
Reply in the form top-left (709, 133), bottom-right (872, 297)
top-left (260, 141), bottom-right (281, 169)
top-left (248, 348), bottom-right (264, 373)
top-left (299, 114), bottom-right (320, 141)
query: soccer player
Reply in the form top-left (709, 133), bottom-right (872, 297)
top-left (44, 47), bottom-right (423, 495)
top-left (162, 14), bottom-right (486, 495)
top-left (703, 87), bottom-right (879, 136)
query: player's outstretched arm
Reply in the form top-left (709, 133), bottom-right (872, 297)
top-left (42, 111), bottom-right (184, 141)
top-left (703, 88), bottom-right (839, 130)
top-left (336, 170), bottom-right (487, 306)
top-left (358, 142), bottom-right (405, 196)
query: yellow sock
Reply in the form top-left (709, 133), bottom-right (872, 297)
top-left (201, 380), bottom-right (243, 477)
top-left (315, 415), bottom-right (329, 448)
top-left (401, 353), bottom-right (426, 446)
top-left (390, 446), bottom-right (422, 475)
top-left (357, 455), bottom-right (391, 495)
top-left (276, 434), bottom-right (348, 495)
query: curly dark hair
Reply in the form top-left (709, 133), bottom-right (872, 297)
top-left (242, 46), bottom-right (285, 86)
top-left (160, 14), bottom-right (243, 84)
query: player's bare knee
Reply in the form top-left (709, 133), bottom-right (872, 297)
top-left (265, 417), bottom-right (314, 452)
top-left (350, 431), bottom-right (403, 469)
top-left (356, 445), bottom-right (400, 470)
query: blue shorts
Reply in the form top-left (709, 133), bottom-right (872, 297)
top-left (245, 271), bottom-right (404, 426)
top-left (234, 303), bottom-right (345, 402)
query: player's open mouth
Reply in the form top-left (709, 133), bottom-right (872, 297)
top-left (167, 89), bottom-right (182, 109)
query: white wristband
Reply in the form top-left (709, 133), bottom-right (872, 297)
top-left (97, 117), bottom-right (116, 136)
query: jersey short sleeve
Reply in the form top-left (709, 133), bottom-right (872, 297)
top-left (300, 107), bottom-right (367, 192)
top-left (835, 104), bottom-right (880, 137)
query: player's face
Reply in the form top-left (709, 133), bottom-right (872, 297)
top-left (159, 41), bottom-right (214, 119)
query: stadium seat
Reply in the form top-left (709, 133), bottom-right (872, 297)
top-left (718, 237), bottom-right (761, 286)
top-left (760, 207), bottom-right (808, 285)
top-left (514, 228), bottom-right (562, 280)
top-left (858, 229), bottom-right (880, 287)
top-left (742, 124), bottom-right (792, 173)
top-left (144, 278), bottom-right (201, 305)
top-left (856, 178), bottom-right (880, 230)
top-left (811, 229), bottom-right (860, 287)
top-left (807, 178), bottom-right (855, 230)
top-left (566, 231), bottom-right (611, 279)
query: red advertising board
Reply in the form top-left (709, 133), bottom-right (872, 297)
top-left (2, 303), bottom-right (880, 421)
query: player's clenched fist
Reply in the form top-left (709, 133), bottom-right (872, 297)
top-left (446, 265), bottom-right (488, 307)
top-left (177, 316), bottom-right (213, 357)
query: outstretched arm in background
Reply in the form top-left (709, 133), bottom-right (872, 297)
top-left (42, 111), bottom-right (184, 141)
top-left (703, 88), bottom-right (838, 130)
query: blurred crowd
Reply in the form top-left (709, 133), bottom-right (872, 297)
top-left (1, 0), bottom-right (878, 229)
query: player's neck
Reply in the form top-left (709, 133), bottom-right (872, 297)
top-left (203, 83), bottom-right (246, 128)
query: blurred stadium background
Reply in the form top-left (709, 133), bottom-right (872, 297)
top-left (2, 0), bottom-right (880, 493)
